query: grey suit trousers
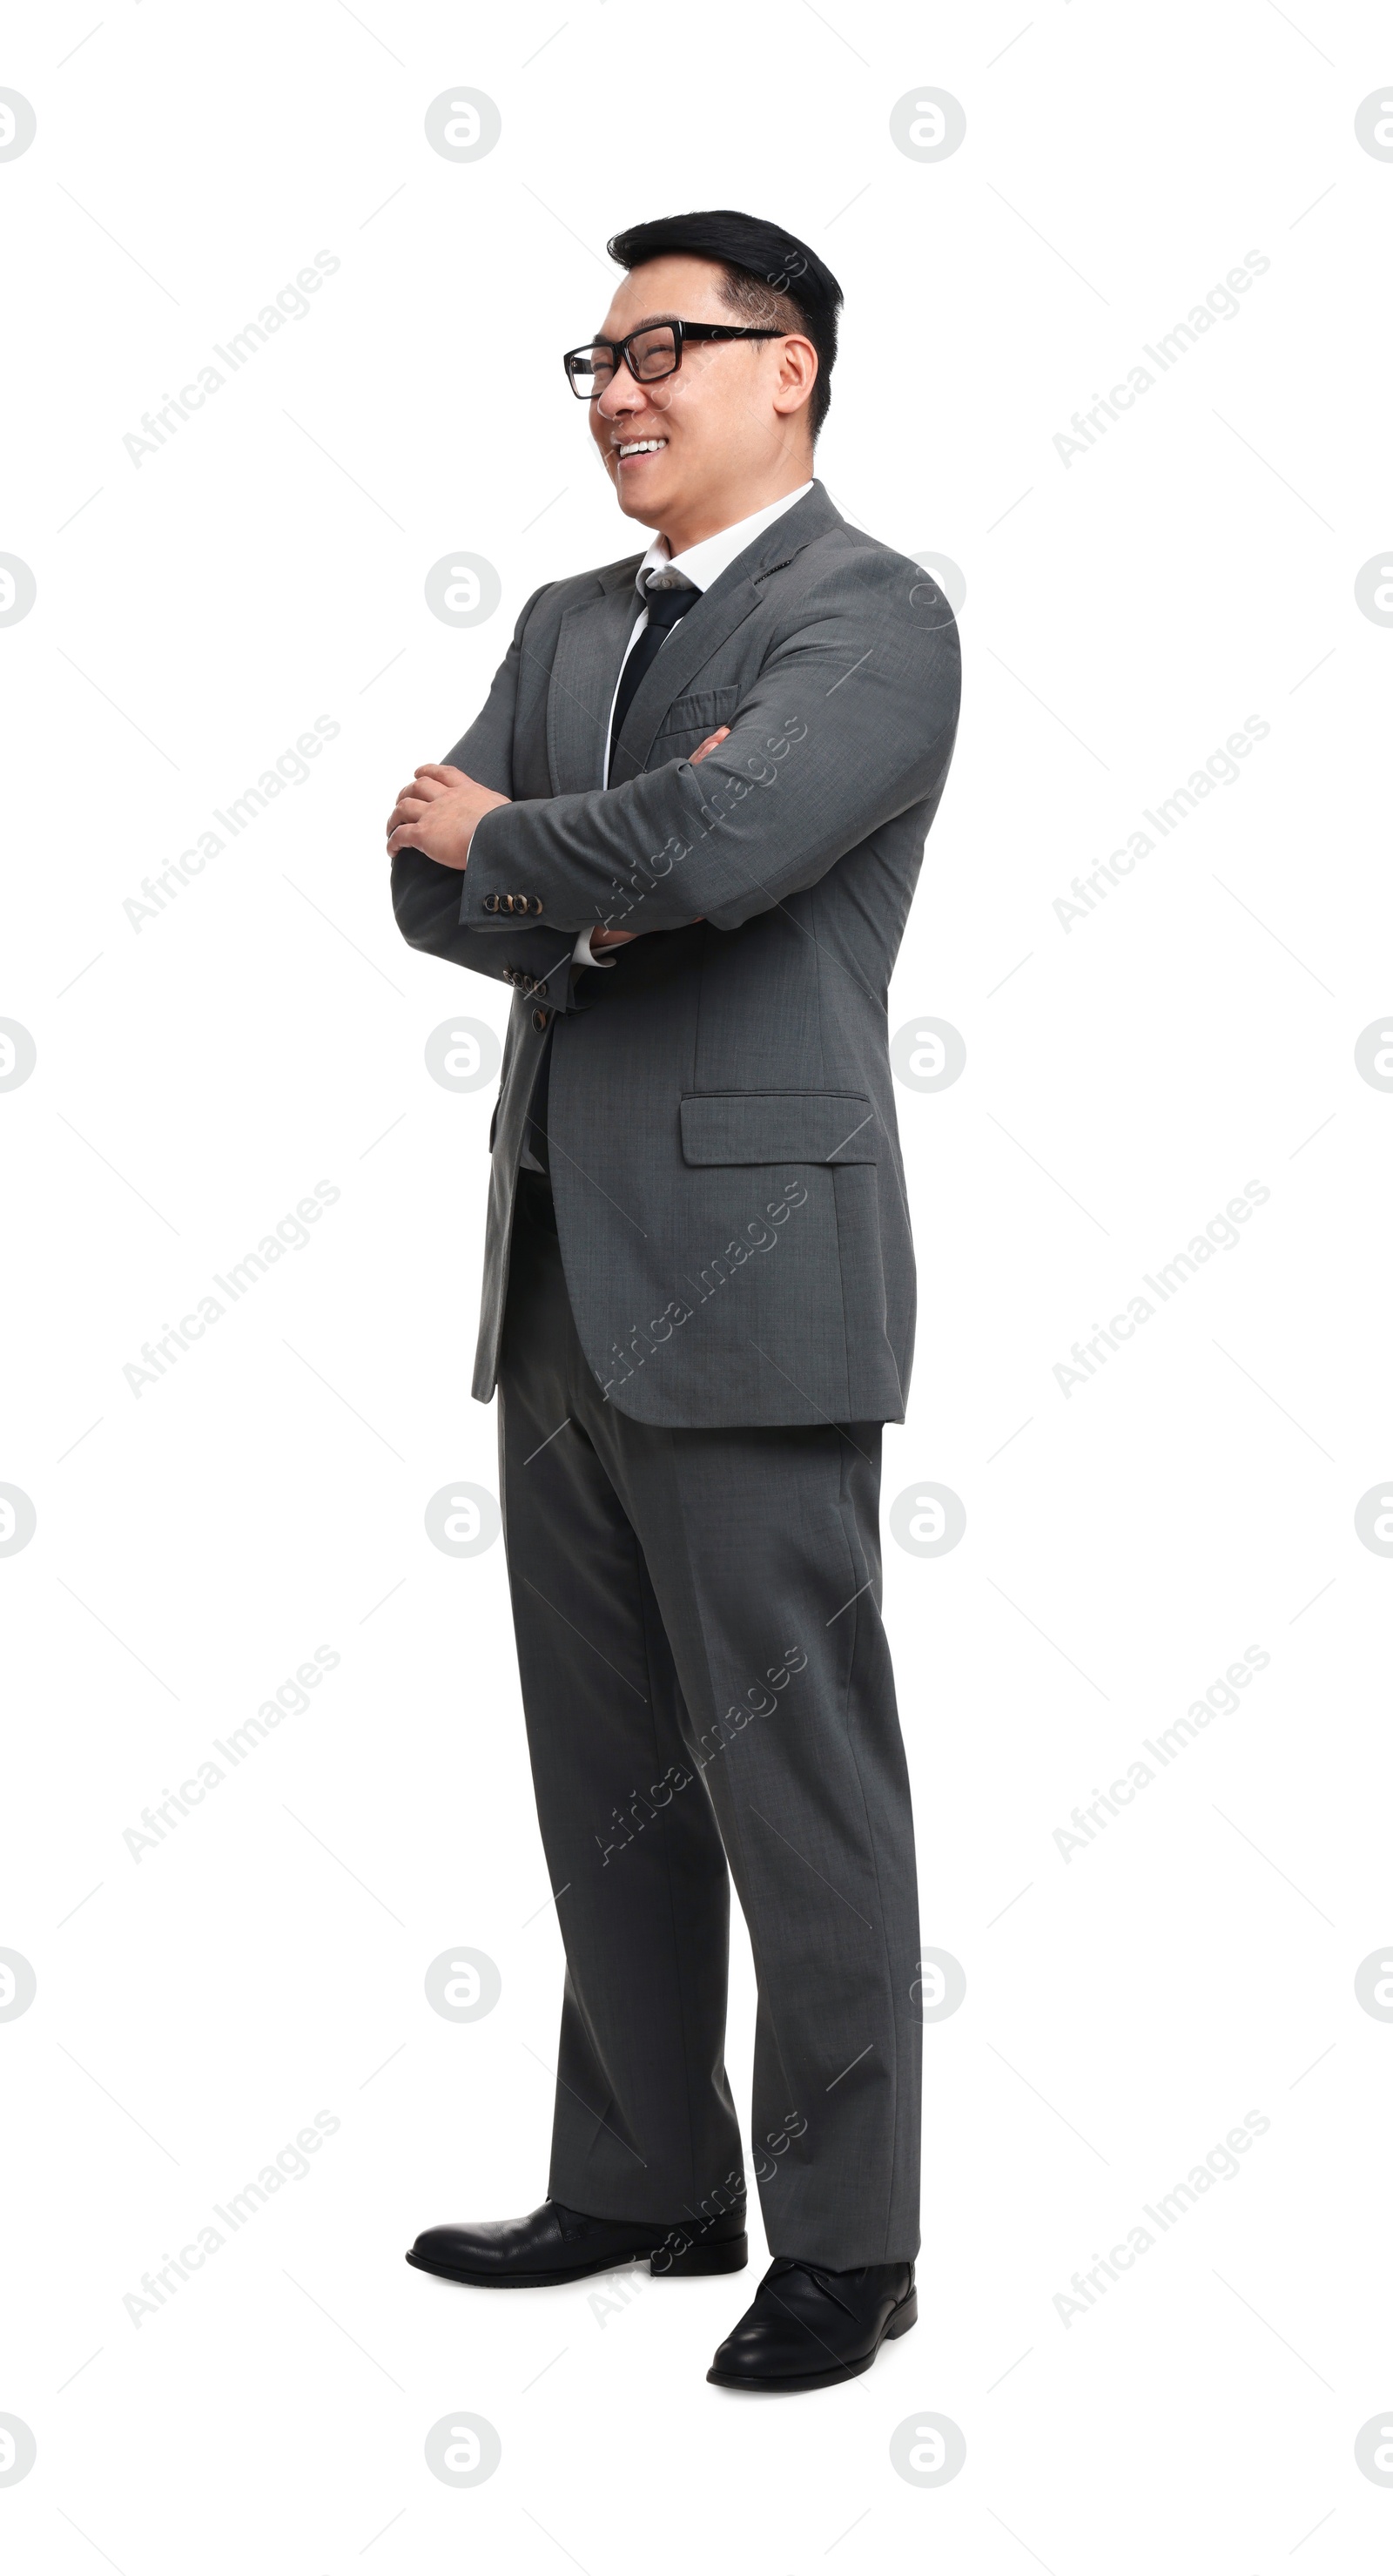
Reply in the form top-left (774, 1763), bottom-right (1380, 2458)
top-left (498, 1173), bottom-right (922, 2267)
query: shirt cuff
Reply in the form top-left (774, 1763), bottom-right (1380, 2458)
top-left (571, 927), bottom-right (617, 971)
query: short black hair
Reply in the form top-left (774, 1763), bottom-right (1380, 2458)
top-left (606, 208), bottom-right (843, 439)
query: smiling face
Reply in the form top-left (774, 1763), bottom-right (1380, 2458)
top-left (584, 254), bottom-right (818, 556)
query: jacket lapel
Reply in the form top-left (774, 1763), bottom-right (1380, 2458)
top-left (545, 563), bottom-right (642, 792)
top-left (609, 481), bottom-right (845, 786)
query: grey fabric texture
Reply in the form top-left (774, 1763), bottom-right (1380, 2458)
top-left (498, 1181), bottom-right (923, 2266)
top-left (391, 481), bottom-right (960, 1430)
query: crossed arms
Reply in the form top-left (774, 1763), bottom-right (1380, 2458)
top-left (389, 558), bottom-right (959, 980)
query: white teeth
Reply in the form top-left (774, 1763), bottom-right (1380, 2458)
top-left (617, 439), bottom-right (667, 456)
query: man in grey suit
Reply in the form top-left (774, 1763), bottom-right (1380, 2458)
top-left (388, 209), bottom-right (959, 2391)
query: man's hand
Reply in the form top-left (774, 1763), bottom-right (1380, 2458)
top-left (589, 726), bottom-right (729, 950)
top-left (386, 764), bottom-right (509, 870)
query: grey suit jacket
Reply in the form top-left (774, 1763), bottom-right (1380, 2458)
top-left (391, 481), bottom-right (960, 1428)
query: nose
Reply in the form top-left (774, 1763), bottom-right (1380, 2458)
top-left (595, 356), bottom-right (649, 421)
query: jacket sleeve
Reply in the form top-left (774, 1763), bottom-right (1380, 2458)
top-left (461, 556), bottom-right (961, 939)
top-left (390, 852), bottom-right (586, 1008)
top-left (389, 582), bottom-right (587, 1013)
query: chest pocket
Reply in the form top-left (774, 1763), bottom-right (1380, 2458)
top-left (647, 685), bottom-right (742, 765)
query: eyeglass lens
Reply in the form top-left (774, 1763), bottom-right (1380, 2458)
top-left (570, 324), bottom-right (678, 394)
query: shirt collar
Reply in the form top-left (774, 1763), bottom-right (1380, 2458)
top-left (635, 482), bottom-right (814, 599)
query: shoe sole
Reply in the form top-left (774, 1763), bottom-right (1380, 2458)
top-left (705, 2286), bottom-right (918, 2391)
top-left (405, 2234), bottom-right (748, 2289)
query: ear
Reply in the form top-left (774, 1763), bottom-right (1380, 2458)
top-left (771, 334), bottom-right (818, 421)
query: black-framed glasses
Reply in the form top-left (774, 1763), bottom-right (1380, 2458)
top-left (562, 320), bottom-right (784, 401)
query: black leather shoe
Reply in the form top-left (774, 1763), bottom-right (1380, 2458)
top-left (406, 2197), bottom-right (748, 2289)
top-left (707, 2257), bottom-right (916, 2391)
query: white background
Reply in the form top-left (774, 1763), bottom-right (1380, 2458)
top-left (3, 1), bottom-right (1392, 2568)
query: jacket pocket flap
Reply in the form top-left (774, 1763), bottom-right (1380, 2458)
top-left (649, 684), bottom-right (741, 741)
top-left (679, 1090), bottom-right (878, 1165)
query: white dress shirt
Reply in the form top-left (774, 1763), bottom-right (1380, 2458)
top-left (571, 481), bottom-right (814, 973)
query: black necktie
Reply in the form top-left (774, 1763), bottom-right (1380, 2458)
top-left (608, 580), bottom-right (698, 784)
